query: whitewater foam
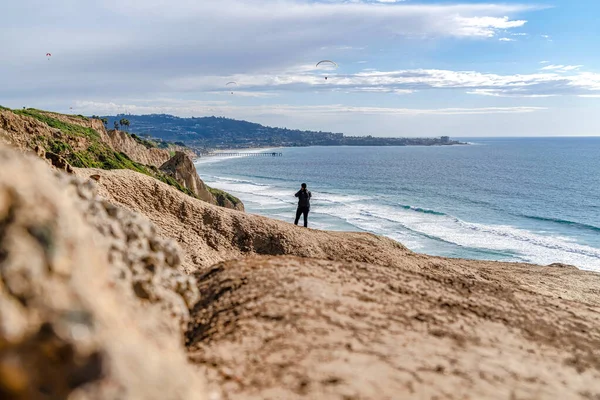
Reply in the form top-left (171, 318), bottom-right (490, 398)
top-left (197, 164), bottom-right (600, 272)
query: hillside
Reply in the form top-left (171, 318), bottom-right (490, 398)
top-left (102, 114), bottom-right (462, 149)
top-left (77, 165), bottom-right (600, 400)
top-left (1, 107), bottom-right (599, 399)
top-left (0, 107), bottom-right (243, 210)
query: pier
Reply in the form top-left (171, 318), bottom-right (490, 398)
top-left (202, 152), bottom-right (283, 157)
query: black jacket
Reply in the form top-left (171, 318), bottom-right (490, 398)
top-left (295, 189), bottom-right (312, 208)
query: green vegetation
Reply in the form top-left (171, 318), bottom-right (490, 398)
top-left (208, 186), bottom-right (241, 206)
top-left (0, 105), bottom-right (10, 111)
top-left (14, 108), bottom-right (100, 140)
top-left (13, 108), bottom-right (196, 199)
top-left (47, 138), bottom-right (73, 154)
top-left (130, 133), bottom-right (158, 149)
top-left (119, 118), bottom-right (130, 131)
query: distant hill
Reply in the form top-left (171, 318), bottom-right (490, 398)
top-left (100, 114), bottom-right (463, 149)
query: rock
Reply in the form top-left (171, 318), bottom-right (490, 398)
top-left (188, 256), bottom-right (600, 400)
top-left (160, 152), bottom-right (213, 201)
top-left (45, 151), bottom-right (74, 173)
top-left (89, 174), bottom-right (101, 181)
top-left (106, 129), bottom-right (171, 167)
top-left (0, 145), bottom-right (206, 400)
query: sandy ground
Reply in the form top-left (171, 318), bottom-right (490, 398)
top-left (73, 167), bottom-right (600, 399)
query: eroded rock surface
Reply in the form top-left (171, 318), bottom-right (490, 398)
top-left (188, 256), bottom-right (600, 400)
top-left (0, 146), bottom-right (205, 400)
top-left (160, 152), bottom-right (217, 204)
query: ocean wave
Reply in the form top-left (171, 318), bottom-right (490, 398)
top-left (198, 171), bottom-right (600, 271)
top-left (398, 204), bottom-right (446, 216)
top-left (519, 214), bottom-right (600, 233)
top-left (324, 202), bottom-right (600, 271)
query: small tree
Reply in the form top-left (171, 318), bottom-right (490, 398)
top-left (114, 121), bottom-right (119, 130)
top-left (101, 118), bottom-right (108, 127)
top-left (118, 118), bottom-right (130, 131)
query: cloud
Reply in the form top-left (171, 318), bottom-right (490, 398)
top-left (499, 38), bottom-right (516, 42)
top-left (453, 16), bottom-right (526, 37)
top-left (0, 1), bottom-right (534, 83)
top-left (540, 64), bottom-right (583, 72)
top-left (162, 66), bottom-right (600, 98)
top-left (74, 100), bottom-right (546, 118)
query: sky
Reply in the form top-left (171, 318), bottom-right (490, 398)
top-left (1, 0), bottom-right (599, 137)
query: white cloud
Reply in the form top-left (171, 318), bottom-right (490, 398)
top-left (540, 64), bottom-right (583, 72)
top-left (499, 38), bottom-right (516, 42)
top-left (163, 66), bottom-right (600, 98)
top-left (453, 16), bottom-right (526, 37)
top-left (74, 100), bottom-right (546, 118)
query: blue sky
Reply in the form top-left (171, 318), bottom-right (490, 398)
top-left (1, 0), bottom-right (599, 136)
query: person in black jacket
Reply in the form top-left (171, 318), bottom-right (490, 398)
top-left (294, 183), bottom-right (312, 227)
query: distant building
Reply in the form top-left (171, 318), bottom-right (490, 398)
top-left (441, 136), bottom-right (450, 144)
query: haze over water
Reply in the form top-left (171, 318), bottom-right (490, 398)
top-left (196, 138), bottom-right (600, 272)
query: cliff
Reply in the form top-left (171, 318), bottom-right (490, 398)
top-left (1, 108), bottom-right (599, 399)
top-left (0, 107), bottom-right (243, 211)
top-left (73, 166), bottom-right (600, 399)
top-left (106, 129), bottom-right (171, 167)
top-left (0, 146), bottom-right (205, 400)
top-left (159, 151), bottom-right (243, 211)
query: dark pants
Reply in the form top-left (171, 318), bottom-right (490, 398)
top-left (294, 206), bottom-right (309, 227)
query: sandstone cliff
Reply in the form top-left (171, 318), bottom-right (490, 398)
top-left (0, 146), bottom-right (205, 400)
top-left (106, 129), bottom-right (171, 167)
top-left (0, 107), bottom-right (243, 211)
top-left (72, 166), bottom-right (600, 399)
top-left (1, 108), bottom-right (599, 399)
top-left (160, 152), bottom-right (244, 211)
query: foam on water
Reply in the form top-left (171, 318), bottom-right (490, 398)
top-left (196, 145), bottom-right (600, 273)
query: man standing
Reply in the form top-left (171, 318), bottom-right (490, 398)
top-left (294, 183), bottom-right (312, 228)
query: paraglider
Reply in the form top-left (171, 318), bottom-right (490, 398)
top-left (316, 60), bottom-right (338, 80)
top-left (226, 81), bottom-right (237, 94)
top-left (46, 53), bottom-right (52, 60)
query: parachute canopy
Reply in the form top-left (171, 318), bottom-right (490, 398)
top-left (46, 53), bottom-right (52, 60)
top-left (316, 60), bottom-right (337, 68)
top-left (226, 81), bottom-right (237, 95)
top-left (316, 60), bottom-right (338, 80)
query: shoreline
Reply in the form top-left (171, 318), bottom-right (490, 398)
top-left (195, 145), bottom-right (600, 272)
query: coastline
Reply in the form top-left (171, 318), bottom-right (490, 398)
top-left (195, 144), bottom-right (600, 272)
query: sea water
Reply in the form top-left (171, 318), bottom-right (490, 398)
top-left (195, 138), bottom-right (600, 272)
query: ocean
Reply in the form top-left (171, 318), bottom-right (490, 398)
top-left (195, 138), bottom-right (600, 272)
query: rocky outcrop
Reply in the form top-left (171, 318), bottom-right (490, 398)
top-left (106, 129), bottom-right (171, 168)
top-left (72, 168), bottom-right (407, 272)
top-left (160, 152), bottom-right (244, 211)
top-left (0, 108), bottom-right (241, 211)
top-left (0, 146), bottom-right (205, 400)
top-left (188, 256), bottom-right (600, 400)
top-left (73, 166), bottom-right (600, 399)
top-left (160, 152), bottom-right (216, 203)
top-left (2, 136), bottom-right (600, 399)
top-left (0, 109), bottom-right (65, 151)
